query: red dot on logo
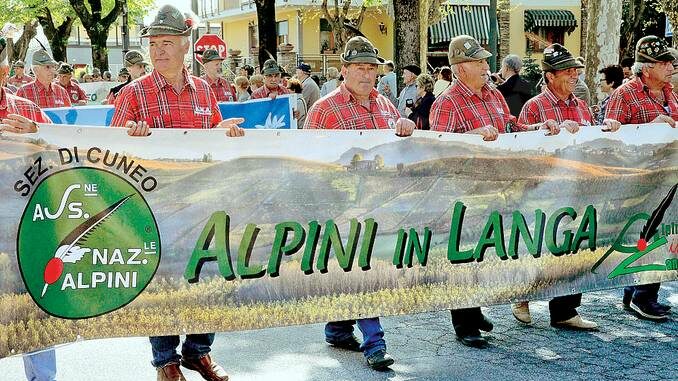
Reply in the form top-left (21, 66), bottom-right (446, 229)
top-left (637, 239), bottom-right (647, 251)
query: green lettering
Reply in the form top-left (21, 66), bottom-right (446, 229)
top-left (404, 227), bottom-right (432, 267)
top-left (359, 218), bottom-right (378, 270)
top-left (546, 207), bottom-right (576, 256)
top-left (448, 201), bottom-right (474, 263)
top-left (301, 220), bottom-right (321, 274)
top-left (267, 221), bottom-right (306, 277)
top-left (393, 228), bottom-right (408, 268)
top-left (317, 219), bottom-right (361, 273)
top-left (237, 223), bottom-right (265, 279)
top-left (183, 211), bottom-right (235, 283)
top-left (508, 210), bottom-right (545, 258)
top-left (473, 211), bottom-right (506, 261)
top-left (572, 205), bottom-right (597, 253)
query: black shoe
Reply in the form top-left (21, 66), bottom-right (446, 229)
top-left (456, 332), bottom-right (488, 348)
top-left (366, 349), bottom-right (394, 371)
top-left (326, 335), bottom-right (362, 352)
top-left (478, 313), bottom-right (494, 332)
top-left (657, 302), bottom-right (672, 313)
top-left (622, 289), bottom-right (633, 311)
top-left (629, 301), bottom-right (669, 320)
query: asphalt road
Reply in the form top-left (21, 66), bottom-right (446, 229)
top-left (0, 285), bottom-right (676, 381)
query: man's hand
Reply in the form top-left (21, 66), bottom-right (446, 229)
top-left (468, 125), bottom-right (499, 141)
top-left (0, 114), bottom-right (39, 134)
top-left (394, 117), bottom-right (415, 137)
top-left (541, 119), bottom-right (560, 135)
top-left (558, 120), bottom-right (579, 134)
top-left (601, 118), bottom-right (621, 132)
top-left (219, 117), bottom-right (245, 137)
top-left (77, 100), bottom-right (88, 106)
top-left (125, 120), bottom-right (150, 136)
top-left (651, 114), bottom-right (677, 128)
top-left (269, 92), bottom-right (278, 100)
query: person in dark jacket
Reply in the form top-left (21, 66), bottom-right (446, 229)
top-left (496, 54), bottom-right (533, 117)
top-left (405, 73), bottom-right (435, 130)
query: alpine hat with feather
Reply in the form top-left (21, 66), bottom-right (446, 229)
top-left (140, 5), bottom-right (195, 38)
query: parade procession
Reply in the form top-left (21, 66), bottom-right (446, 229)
top-left (0, 0), bottom-right (676, 380)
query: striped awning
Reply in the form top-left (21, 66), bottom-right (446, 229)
top-left (428, 5), bottom-right (490, 45)
top-left (524, 10), bottom-right (577, 34)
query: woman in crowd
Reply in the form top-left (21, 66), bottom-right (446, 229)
top-left (405, 73), bottom-right (435, 130)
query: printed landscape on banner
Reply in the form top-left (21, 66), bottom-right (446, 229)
top-left (0, 125), bottom-right (676, 357)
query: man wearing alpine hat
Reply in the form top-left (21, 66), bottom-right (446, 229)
top-left (17, 49), bottom-right (71, 109)
top-left (105, 49), bottom-right (148, 104)
top-left (605, 35), bottom-right (677, 321)
top-left (110, 5), bottom-right (243, 381)
top-left (251, 58), bottom-right (291, 99)
top-left (305, 36), bottom-right (415, 371)
top-left (200, 49), bottom-right (237, 102)
top-left (513, 43), bottom-right (622, 331)
top-left (55, 63), bottom-right (88, 106)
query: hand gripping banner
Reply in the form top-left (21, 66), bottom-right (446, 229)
top-left (0, 125), bottom-right (676, 357)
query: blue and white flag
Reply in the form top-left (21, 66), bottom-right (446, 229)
top-left (218, 94), bottom-right (297, 129)
top-left (43, 105), bottom-right (115, 127)
top-left (42, 95), bottom-right (298, 129)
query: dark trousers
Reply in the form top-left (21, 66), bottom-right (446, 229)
top-left (549, 293), bottom-right (581, 323)
top-left (624, 283), bottom-right (660, 304)
top-left (450, 307), bottom-right (483, 336)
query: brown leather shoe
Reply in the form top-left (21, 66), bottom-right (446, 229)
top-left (181, 354), bottom-right (229, 381)
top-left (157, 363), bottom-right (186, 381)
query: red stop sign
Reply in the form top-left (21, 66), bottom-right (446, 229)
top-left (194, 34), bottom-right (227, 63)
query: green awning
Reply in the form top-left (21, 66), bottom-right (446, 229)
top-left (429, 5), bottom-right (490, 45)
top-left (524, 10), bottom-right (577, 34)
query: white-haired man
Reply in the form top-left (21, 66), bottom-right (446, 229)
top-left (110, 5), bottom-right (244, 381)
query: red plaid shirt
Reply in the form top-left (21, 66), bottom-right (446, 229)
top-left (251, 84), bottom-right (290, 99)
top-left (0, 88), bottom-right (52, 123)
top-left (518, 87), bottom-right (593, 125)
top-left (429, 80), bottom-right (526, 133)
top-left (16, 80), bottom-right (72, 109)
top-left (57, 80), bottom-right (88, 104)
top-left (7, 74), bottom-right (33, 88)
top-left (604, 77), bottom-right (678, 124)
top-left (110, 69), bottom-right (222, 129)
top-left (304, 83), bottom-right (400, 130)
top-left (201, 75), bottom-right (237, 102)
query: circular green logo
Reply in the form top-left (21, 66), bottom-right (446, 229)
top-left (17, 167), bottom-right (160, 319)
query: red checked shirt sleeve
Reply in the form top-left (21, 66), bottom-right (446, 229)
top-left (16, 81), bottom-right (72, 108)
top-left (251, 85), bottom-right (291, 99)
top-left (604, 78), bottom-right (678, 124)
top-left (0, 90), bottom-right (53, 124)
top-left (429, 81), bottom-right (523, 133)
top-left (518, 88), bottom-right (593, 125)
top-left (304, 84), bottom-right (399, 130)
top-left (110, 69), bottom-right (222, 129)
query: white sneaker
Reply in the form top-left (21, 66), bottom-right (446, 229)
top-left (551, 314), bottom-right (598, 330)
top-left (511, 301), bottom-right (532, 324)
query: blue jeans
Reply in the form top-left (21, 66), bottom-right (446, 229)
top-left (23, 348), bottom-right (57, 381)
top-left (624, 283), bottom-right (660, 304)
top-left (325, 318), bottom-right (385, 357)
top-left (149, 334), bottom-right (215, 368)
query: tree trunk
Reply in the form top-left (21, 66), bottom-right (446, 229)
top-left (255, 0), bottom-right (277, 69)
top-left (584, 0), bottom-right (623, 105)
top-left (90, 32), bottom-right (109, 71)
top-left (8, 21), bottom-right (39, 63)
top-left (488, 0), bottom-right (498, 72)
top-left (394, 0), bottom-right (421, 93)
top-left (69, 0), bottom-right (123, 71)
top-left (38, 9), bottom-right (76, 63)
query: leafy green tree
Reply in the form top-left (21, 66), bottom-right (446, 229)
top-left (656, 1), bottom-right (678, 47)
top-left (69, 0), bottom-right (153, 71)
